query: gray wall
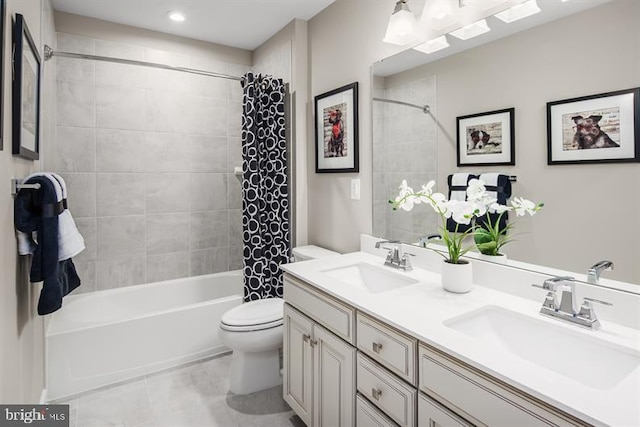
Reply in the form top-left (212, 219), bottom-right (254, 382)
top-left (1, 0), bottom-right (56, 403)
top-left (53, 13), bottom-right (252, 292)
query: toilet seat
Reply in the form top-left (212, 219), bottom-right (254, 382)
top-left (220, 297), bottom-right (284, 332)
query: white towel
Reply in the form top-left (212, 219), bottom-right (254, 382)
top-left (450, 173), bottom-right (473, 201)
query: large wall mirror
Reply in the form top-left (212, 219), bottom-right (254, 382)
top-left (372, 0), bottom-right (640, 287)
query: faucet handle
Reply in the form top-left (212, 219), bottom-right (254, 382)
top-left (583, 297), bottom-right (613, 306)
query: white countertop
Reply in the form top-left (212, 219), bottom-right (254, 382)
top-left (281, 251), bottom-right (640, 427)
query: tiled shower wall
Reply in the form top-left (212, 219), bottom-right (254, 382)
top-left (54, 33), bottom-right (250, 293)
top-left (372, 75), bottom-right (439, 244)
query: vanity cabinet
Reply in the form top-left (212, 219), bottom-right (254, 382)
top-left (283, 276), bottom-right (356, 427)
top-left (418, 393), bottom-right (473, 427)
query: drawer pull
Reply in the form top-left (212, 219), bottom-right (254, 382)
top-left (310, 339), bottom-right (318, 347)
top-left (371, 388), bottom-right (382, 401)
top-left (372, 342), bottom-right (383, 353)
top-left (302, 334), bottom-right (311, 343)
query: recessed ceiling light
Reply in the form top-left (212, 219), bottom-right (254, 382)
top-left (167, 11), bottom-right (185, 22)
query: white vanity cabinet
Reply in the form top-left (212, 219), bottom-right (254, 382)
top-left (283, 275), bottom-right (357, 427)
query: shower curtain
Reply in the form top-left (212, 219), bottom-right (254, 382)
top-left (241, 72), bottom-right (290, 302)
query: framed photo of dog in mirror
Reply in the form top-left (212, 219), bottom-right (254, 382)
top-left (315, 82), bottom-right (358, 173)
top-left (457, 108), bottom-right (515, 166)
top-left (547, 88), bottom-right (640, 165)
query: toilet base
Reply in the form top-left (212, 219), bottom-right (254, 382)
top-left (229, 348), bottom-right (282, 395)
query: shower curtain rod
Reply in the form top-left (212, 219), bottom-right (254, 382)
top-left (43, 45), bottom-right (242, 81)
top-left (373, 97), bottom-right (430, 114)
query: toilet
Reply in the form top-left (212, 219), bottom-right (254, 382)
top-left (219, 245), bottom-right (339, 395)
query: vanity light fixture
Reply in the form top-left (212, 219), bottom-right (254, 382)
top-left (167, 11), bottom-right (186, 22)
top-left (494, 0), bottom-right (540, 23)
top-left (383, 0), bottom-right (422, 46)
top-left (413, 35), bottom-right (450, 54)
top-left (449, 18), bottom-right (490, 40)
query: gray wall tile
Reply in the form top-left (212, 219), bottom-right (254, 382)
top-left (146, 173), bottom-right (190, 214)
top-left (146, 214), bottom-right (189, 255)
top-left (227, 137), bottom-right (242, 173)
top-left (227, 101), bottom-right (242, 137)
top-left (56, 126), bottom-right (96, 172)
top-left (190, 211), bottom-right (228, 250)
top-left (96, 62), bottom-right (146, 88)
top-left (227, 174), bottom-right (242, 210)
top-left (228, 246), bottom-right (243, 271)
top-left (57, 81), bottom-right (95, 127)
top-left (145, 132), bottom-right (189, 173)
top-left (228, 210), bottom-right (242, 247)
top-left (190, 248), bottom-right (229, 276)
top-left (59, 173), bottom-right (97, 218)
top-left (73, 261), bottom-right (96, 294)
top-left (97, 174), bottom-right (145, 217)
top-left (96, 85), bottom-right (146, 130)
top-left (189, 174), bottom-right (227, 212)
top-left (96, 257), bottom-right (146, 290)
top-left (97, 216), bottom-right (145, 260)
top-left (96, 129), bottom-right (146, 172)
top-left (187, 135), bottom-right (227, 173)
top-left (146, 252), bottom-right (189, 283)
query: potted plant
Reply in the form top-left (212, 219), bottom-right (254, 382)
top-left (474, 198), bottom-right (544, 262)
top-left (390, 179), bottom-right (542, 293)
top-left (390, 179), bottom-right (491, 293)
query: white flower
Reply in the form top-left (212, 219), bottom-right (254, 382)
top-left (446, 200), bottom-right (476, 225)
top-left (395, 194), bottom-right (415, 211)
top-left (398, 180), bottom-right (413, 198)
top-left (421, 180), bottom-right (436, 195)
top-left (511, 197), bottom-right (537, 216)
top-left (489, 202), bottom-right (512, 214)
top-left (429, 192), bottom-right (449, 216)
top-left (466, 179), bottom-right (487, 202)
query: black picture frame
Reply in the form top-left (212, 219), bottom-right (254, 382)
top-left (314, 82), bottom-right (359, 173)
top-left (547, 88), bottom-right (640, 165)
top-left (456, 108), bottom-right (515, 166)
top-left (12, 13), bottom-right (40, 161)
top-left (0, 0), bottom-right (5, 151)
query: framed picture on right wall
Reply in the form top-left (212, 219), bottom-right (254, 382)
top-left (547, 87), bottom-right (640, 165)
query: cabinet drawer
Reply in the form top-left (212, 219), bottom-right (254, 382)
top-left (418, 393), bottom-right (473, 427)
top-left (284, 274), bottom-right (356, 344)
top-left (357, 312), bottom-right (417, 386)
top-left (418, 344), bottom-right (583, 427)
top-left (357, 393), bottom-right (399, 427)
top-left (357, 353), bottom-right (416, 427)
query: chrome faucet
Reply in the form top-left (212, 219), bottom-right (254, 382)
top-left (532, 276), bottom-right (612, 330)
top-left (375, 240), bottom-right (413, 271)
top-left (587, 260), bottom-right (614, 285)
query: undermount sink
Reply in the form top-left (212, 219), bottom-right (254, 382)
top-left (322, 262), bottom-right (419, 293)
top-left (444, 306), bottom-right (640, 390)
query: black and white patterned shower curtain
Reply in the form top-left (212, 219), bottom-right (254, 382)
top-left (241, 72), bottom-right (290, 302)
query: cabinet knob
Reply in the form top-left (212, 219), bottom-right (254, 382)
top-left (372, 342), bottom-right (383, 354)
top-left (371, 388), bottom-right (382, 401)
top-left (302, 334), bottom-right (311, 343)
top-left (310, 338), bottom-right (318, 347)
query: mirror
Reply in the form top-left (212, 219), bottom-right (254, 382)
top-left (372, 0), bottom-right (640, 286)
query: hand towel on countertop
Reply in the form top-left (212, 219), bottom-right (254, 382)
top-left (14, 175), bottom-right (81, 315)
top-left (446, 173), bottom-right (478, 232)
top-left (477, 173), bottom-right (512, 232)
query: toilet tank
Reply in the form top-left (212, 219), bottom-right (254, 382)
top-left (292, 245), bottom-right (340, 262)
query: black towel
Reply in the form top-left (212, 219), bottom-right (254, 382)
top-left (14, 176), bottom-right (81, 315)
top-left (476, 173), bottom-right (512, 232)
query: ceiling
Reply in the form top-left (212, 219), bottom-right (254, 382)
top-left (51, 0), bottom-right (335, 51)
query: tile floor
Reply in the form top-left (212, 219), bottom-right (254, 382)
top-left (53, 353), bottom-right (304, 427)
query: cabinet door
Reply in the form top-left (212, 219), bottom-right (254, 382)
top-left (283, 304), bottom-right (314, 427)
top-left (313, 324), bottom-right (356, 427)
top-left (418, 393), bottom-right (473, 427)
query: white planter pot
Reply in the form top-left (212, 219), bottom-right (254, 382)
top-left (441, 260), bottom-right (473, 293)
top-left (477, 253), bottom-right (507, 264)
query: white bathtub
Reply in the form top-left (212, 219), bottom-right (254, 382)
top-left (46, 271), bottom-right (243, 401)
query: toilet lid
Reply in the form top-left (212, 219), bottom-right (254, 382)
top-left (220, 297), bottom-right (284, 332)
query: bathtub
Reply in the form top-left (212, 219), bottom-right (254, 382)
top-left (46, 271), bottom-right (243, 401)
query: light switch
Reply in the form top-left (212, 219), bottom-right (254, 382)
top-left (350, 179), bottom-right (360, 200)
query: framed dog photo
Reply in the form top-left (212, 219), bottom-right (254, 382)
top-left (547, 88), bottom-right (640, 165)
top-left (456, 108), bottom-right (515, 166)
top-left (314, 82), bottom-right (359, 173)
